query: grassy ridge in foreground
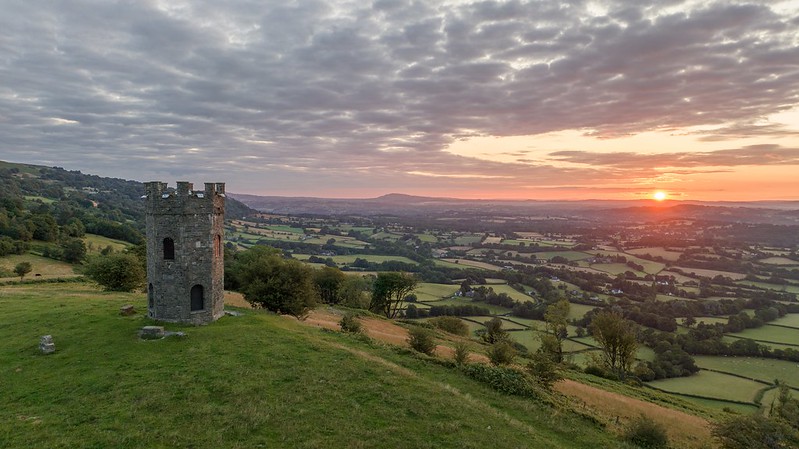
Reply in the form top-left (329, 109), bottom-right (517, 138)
top-left (1, 282), bottom-right (634, 449)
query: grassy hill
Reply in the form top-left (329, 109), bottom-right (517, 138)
top-left (1, 282), bottom-right (644, 448)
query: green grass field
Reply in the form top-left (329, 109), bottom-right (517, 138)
top-left (626, 247), bottom-right (683, 262)
top-left (413, 283), bottom-right (458, 301)
top-left (293, 254), bottom-right (418, 266)
top-left (671, 267), bottom-right (748, 280)
top-left (441, 259), bottom-right (502, 271)
top-left (770, 313), bottom-right (799, 328)
top-left (83, 233), bottom-right (131, 254)
top-left (727, 325), bottom-right (799, 346)
top-left (567, 303), bottom-right (597, 321)
top-left (0, 282), bottom-right (635, 449)
top-left (693, 356), bottom-right (799, 387)
top-left (431, 298), bottom-right (511, 315)
top-left (647, 370), bottom-right (764, 403)
top-left (0, 254), bottom-right (78, 280)
top-left (532, 251), bottom-right (591, 261)
top-left (735, 280), bottom-right (799, 294)
top-left (484, 284), bottom-right (534, 303)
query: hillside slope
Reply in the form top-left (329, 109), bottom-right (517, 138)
top-left (1, 282), bottom-right (636, 448)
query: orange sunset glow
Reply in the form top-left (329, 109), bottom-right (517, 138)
top-left (2, 1), bottom-right (799, 202)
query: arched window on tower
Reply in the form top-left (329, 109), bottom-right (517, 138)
top-left (214, 234), bottom-right (222, 259)
top-left (190, 284), bottom-right (204, 311)
top-left (163, 238), bottom-right (175, 260)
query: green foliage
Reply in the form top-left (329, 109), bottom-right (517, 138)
top-left (84, 253), bottom-right (145, 292)
top-left (482, 317), bottom-right (508, 344)
top-left (369, 271), bottom-right (417, 318)
top-left (339, 313), bottom-right (362, 333)
top-left (230, 245), bottom-right (319, 319)
top-left (526, 351), bottom-right (563, 390)
top-left (429, 316), bottom-right (468, 336)
top-left (407, 326), bottom-right (436, 355)
top-left (13, 261), bottom-right (32, 279)
top-left (590, 310), bottom-right (638, 380)
top-left (453, 342), bottom-right (470, 365)
top-left (314, 265), bottom-right (346, 304)
top-left (61, 237), bottom-right (87, 263)
top-left (487, 340), bottom-right (516, 366)
top-left (339, 275), bottom-right (372, 309)
top-left (623, 414), bottom-right (669, 449)
top-left (544, 299), bottom-right (570, 362)
top-left (461, 364), bottom-right (538, 398)
top-left (712, 414), bottom-right (799, 449)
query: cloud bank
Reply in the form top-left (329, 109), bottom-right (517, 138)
top-left (1, 0), bottom-right (798, 198)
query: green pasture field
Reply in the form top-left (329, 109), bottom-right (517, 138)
top-left (0, 254), bottom-right (78, 280)
top-left (0, 282), bottom-right (626, 449)
top-left (693, 356), bottom-right (799, 387)
top-left (660, 270), bottom-right (700, 284)
top-left (590, 251), bottom-right (666, 274)
top-left (432, 259), bottom-right (474, 270)
top-left (295, 254), bottom-right (418, 266)
top-left (770, 313), bottom-right (799, 328)
top-left (626, 247), bottom-right (683, 262)
top-left (415, 233), bottom-right (438, 243)
top-left (432, 298), bottom-right (511, 315)
top-left (721, 336), bottom-right (798, 352)
top-left (694, 317), bottom-right (728, 326)
top-left (441, 259), bottom-right (502, 271)
top-left (484, 284), bottom-right (534, 302)
top-left (726, 325), bottom-right (799, 346)
top-left (370, 231), bottom-right (402, 241)
top-left (671, 267), bottom-right (747, 280)
top-left (532, 251), bottom-right (591, 261)
top-left (757, 257), bottom-right (799, 266)
top-left (458, 317), bottom-right (492, 333)
top-left (483, 236), bottom-right (503, 245)
top-left (83, 234), bottom-right (131, 254)
top-left (23, 195), bottom-right (56, 204)
top-left (536, 239), bottom-right (577, 247)
top-left (567, 303), bottom-right (597, 321)
top-left (466, 248), bottom-right (488, 255)
top-left (452, 235), bottom-right (482, 245)
top-left (647, 370), bottom-right (764, 403)
top-left (262, 224), bottom-right (304, 234)
top-left (413, 283), bottom-right (458, 301)
top-left (735, 280), bottom-right (799, 294)
top-left (680, 397), bottom-right (759, 414)
top-left (589, 263), bottom-right (646, 277)
top-left (499, 318), bottom-right (528, 331)
top-left (499, 239), bottom-right (530, 246)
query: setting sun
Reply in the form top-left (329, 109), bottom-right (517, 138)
top-left (653, 191), bottom-right (667, 201)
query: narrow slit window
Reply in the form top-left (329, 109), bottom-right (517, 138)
top-left (148, 284), bottom-right (154, 309)
top-left (163, 238), bottom-right (175, 260)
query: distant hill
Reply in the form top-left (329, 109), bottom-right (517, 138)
top-left (231, 191), bottom-right (799, 225)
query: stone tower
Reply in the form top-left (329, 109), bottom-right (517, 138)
top-left (144, 181), bottom-right (225, 325)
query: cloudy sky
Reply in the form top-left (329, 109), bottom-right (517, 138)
top-left (2, 0), bottom-right (799, 200)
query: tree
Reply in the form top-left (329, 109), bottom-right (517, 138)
top-left (14, 261), bottom-right (32, 280)
top-left (84, 253), bottom-right (145, 292)
top-left (369, 272), bottom-right (417, 318)
top-left (313, 266), bottom-right (346, 304)
top-left (543, 299), bottom-right (570, 362)
top-left (482, 317), bottom-right (508, 344)
top-left (590, 310), bottom-right (638, 380)
top-left (61, 238), bottom-right (87, 263)
top-left (230, 245), bottom-right (319, 319)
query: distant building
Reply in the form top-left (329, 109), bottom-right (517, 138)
top-left (144, 181), bottom-right (226, 325)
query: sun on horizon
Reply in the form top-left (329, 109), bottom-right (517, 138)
top-left (653, 191), bottom-right (667, 201)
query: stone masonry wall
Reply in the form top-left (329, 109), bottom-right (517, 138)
top-left (145, 181), bottom-right (225, 325)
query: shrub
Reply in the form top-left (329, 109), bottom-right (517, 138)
top-left (453, 342), bottom-right (470, 365)
top-left (461, 364), bottom-right (537, 398)
top-left (429, 316), bottom-right (468, 336)
top-left (487, 340), bottom-right (516, 366)
top-left (84, 253), bottom-right (145, 292)
top-left (339, 314), bottom-right (362, 333)
top-left (623, 414), bottom-right (669, 449)
top-left (526, 351), bottom-right (562, 390)
top-left (712, 414), bottom-right (799, 449)
top-left (407, 326), bottom-right (436, 355)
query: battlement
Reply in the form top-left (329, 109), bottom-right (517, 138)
top-left (144, 181), bottom-right (225, 215)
